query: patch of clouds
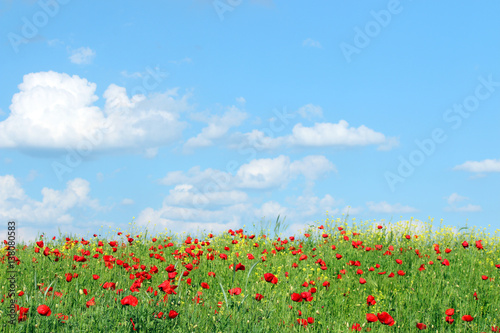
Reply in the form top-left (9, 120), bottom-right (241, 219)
top-left (453, 159), bottom-right (500, 173)
top-left (183, 107), bottom-right (247, 151)
top-left (0, 71), bottom-right (191, 155)
top-left (444, 193), bottom-right (481, 212)
top-left (297, 104), bottom-right (323, 120)
top-left (69, 47), bottom-right (96, 65)
top-left (367, 201), bottom-right (418, 214)
top-left (302, 38), bottom-right (322, 48)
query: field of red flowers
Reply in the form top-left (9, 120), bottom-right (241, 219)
top-left (1, 219), bottom-right (499, 332)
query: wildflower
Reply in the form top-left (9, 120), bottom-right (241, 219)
top-left (461, 315), bottom-right (474, 322)
top-left (37, 305), bottom-right (51, 316)
top-left (86, 297), bottom-right (96, 308)
top-left (416, 323), bottom-right (427, 330)
top-left (377, 312), bottom-right (395, 326)
top-left (121, 295), bottom-right (139, 307)
top-left (367, 295), bottom-right (376, 306)
top-left (264, 273), bottom-right (278, 284)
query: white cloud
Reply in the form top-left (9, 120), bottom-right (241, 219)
top-left (236, 97), bottom-right (246, 104)
top-left (443, 193), bottom-right (481, 212)
top-left (69, 47), bottom-right (96, 64)
top-left (0, 71), bottom-right (190, 154)
top-left (453, 159), bottom-right (500, 173)
top-left (367, 201), bottom-right (418, 214)
top-left (290, 121), bottom-right (389, 147)
top-left (302, 38), bottom-right (322, 48)
top-left (0, 175), bottom-right (101, 225)
top-left (236, 155), bottom-right (292, 189)
top-left (121, 70), bottom-right (143, 79)
top-left (297, 104), bottom-right (323, 120)
top-left (445, 193), bottom-right (468, 205)
top-left (184, 107), bottom-right (247, 151)
top-left (445, 204), bottom-right (482, 212)
top-left (121, 198), bottom-right (135, 205)
top-left (229, 120), bottom-right (397, 151)
top-left (159, 166), bottom-right (233, 191)
top-left (290, 155), bottom-right (337, 181)
top-left (163, 184), bottom-right (249, 207)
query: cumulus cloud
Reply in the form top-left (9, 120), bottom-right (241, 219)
top-left (121, 198), bottom-right (135, 205)
top-left (297, 104), bottom-right (323, 120)
top-left (445, 193), bottom-right (468, 205)
top-left (0, 71), bottom-right (190, 154)
top-left (290, 121), bottom-right (389, 147)
top-left (453, 159), bottom-right (500, 173)
top-left (69, 47), bottom-right (96, 64)
top-left (444, 204), bottom-right (482, 212)
top-left (444, 193), bottom-right (481, 212)
top-left (230, 120), bottom-right (397, 151)
top-left (184, 107), bottom-right (247, 151)
top-left (0, 175), bottom-right (101, 225)
top-left (302, 38), bottom-right (322, 48)
top-left (367, 201), bottom-right (418, 214)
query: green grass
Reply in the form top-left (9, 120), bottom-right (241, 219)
top-left (1, 218), bottom-right (499, 332)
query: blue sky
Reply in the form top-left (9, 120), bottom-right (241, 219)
top-left (1, 0), bottom-right (499, 241)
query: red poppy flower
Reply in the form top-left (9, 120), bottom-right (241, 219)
top-left (442, 259), bottom-right (450, 266)
top-left (322, 281), bottom-right (330, 288)
top-left (388, 272), bottom-right (395, 278)
top-left (481, 275), bottom-right (488, 280)
top-left (299, 254), bottom-right (308, 261)
top-left (291, 293), bottom-right (302, 302)
top-left (65, 273), bottom-right (72, 282)
top-left (37, 305), bottom-right (51, 316)
top-left (121, 295), bottom-right (139, 307)
top-left (201, 282), bottom-right (210, 289)
top-left (397, 270), bottom-right (405, 276)
top-left (462, 241), bottom-right (469, 248)
top-left (396, 259), bottom-right (403, 265)
top-left (377, 312), bottom-right (395, 326)
top-left (416, 323), bottom-right (427, 330)
top-left (462, 315), bottom-right (473, 322)
top-left (264, 273), bottom-right (278, 284)
top-left (255, 293), bottom-right (264, 301)
top-left (36, 241), bottom-right (44, 248)
top-left (475, 240), bottom-right (483, 250)
top-left (350, 323), bottom-right (362, 331)
top-left (102, 282), bottom-right (116, 290)
top-left (168, 310), bottom-right (178, 319)
top-left (366, 313), bottom-right (378, 322)
top-left (367, 295), bottom-right (376, 306)
top-left (445, 316), bottom-right (454, 324)
top-left (93, 274), bottom-right (100, 280)
top-left (86, 297), bottom-right (96, 308)
top-left (336, 253), bottom-right (342, 260)
top-left (445, 308), bottom-right (454, 316)
top-left (17, 305), bottom-right (29, 322)
top-left (359, 278), bottom-right (366, 284)
top-left (228, 288), bottom-right (241, 295)
top-left (235, 263), bottom-right (245, 271)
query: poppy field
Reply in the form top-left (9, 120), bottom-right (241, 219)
top-left (1, 218), bottom-right (499, 332)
